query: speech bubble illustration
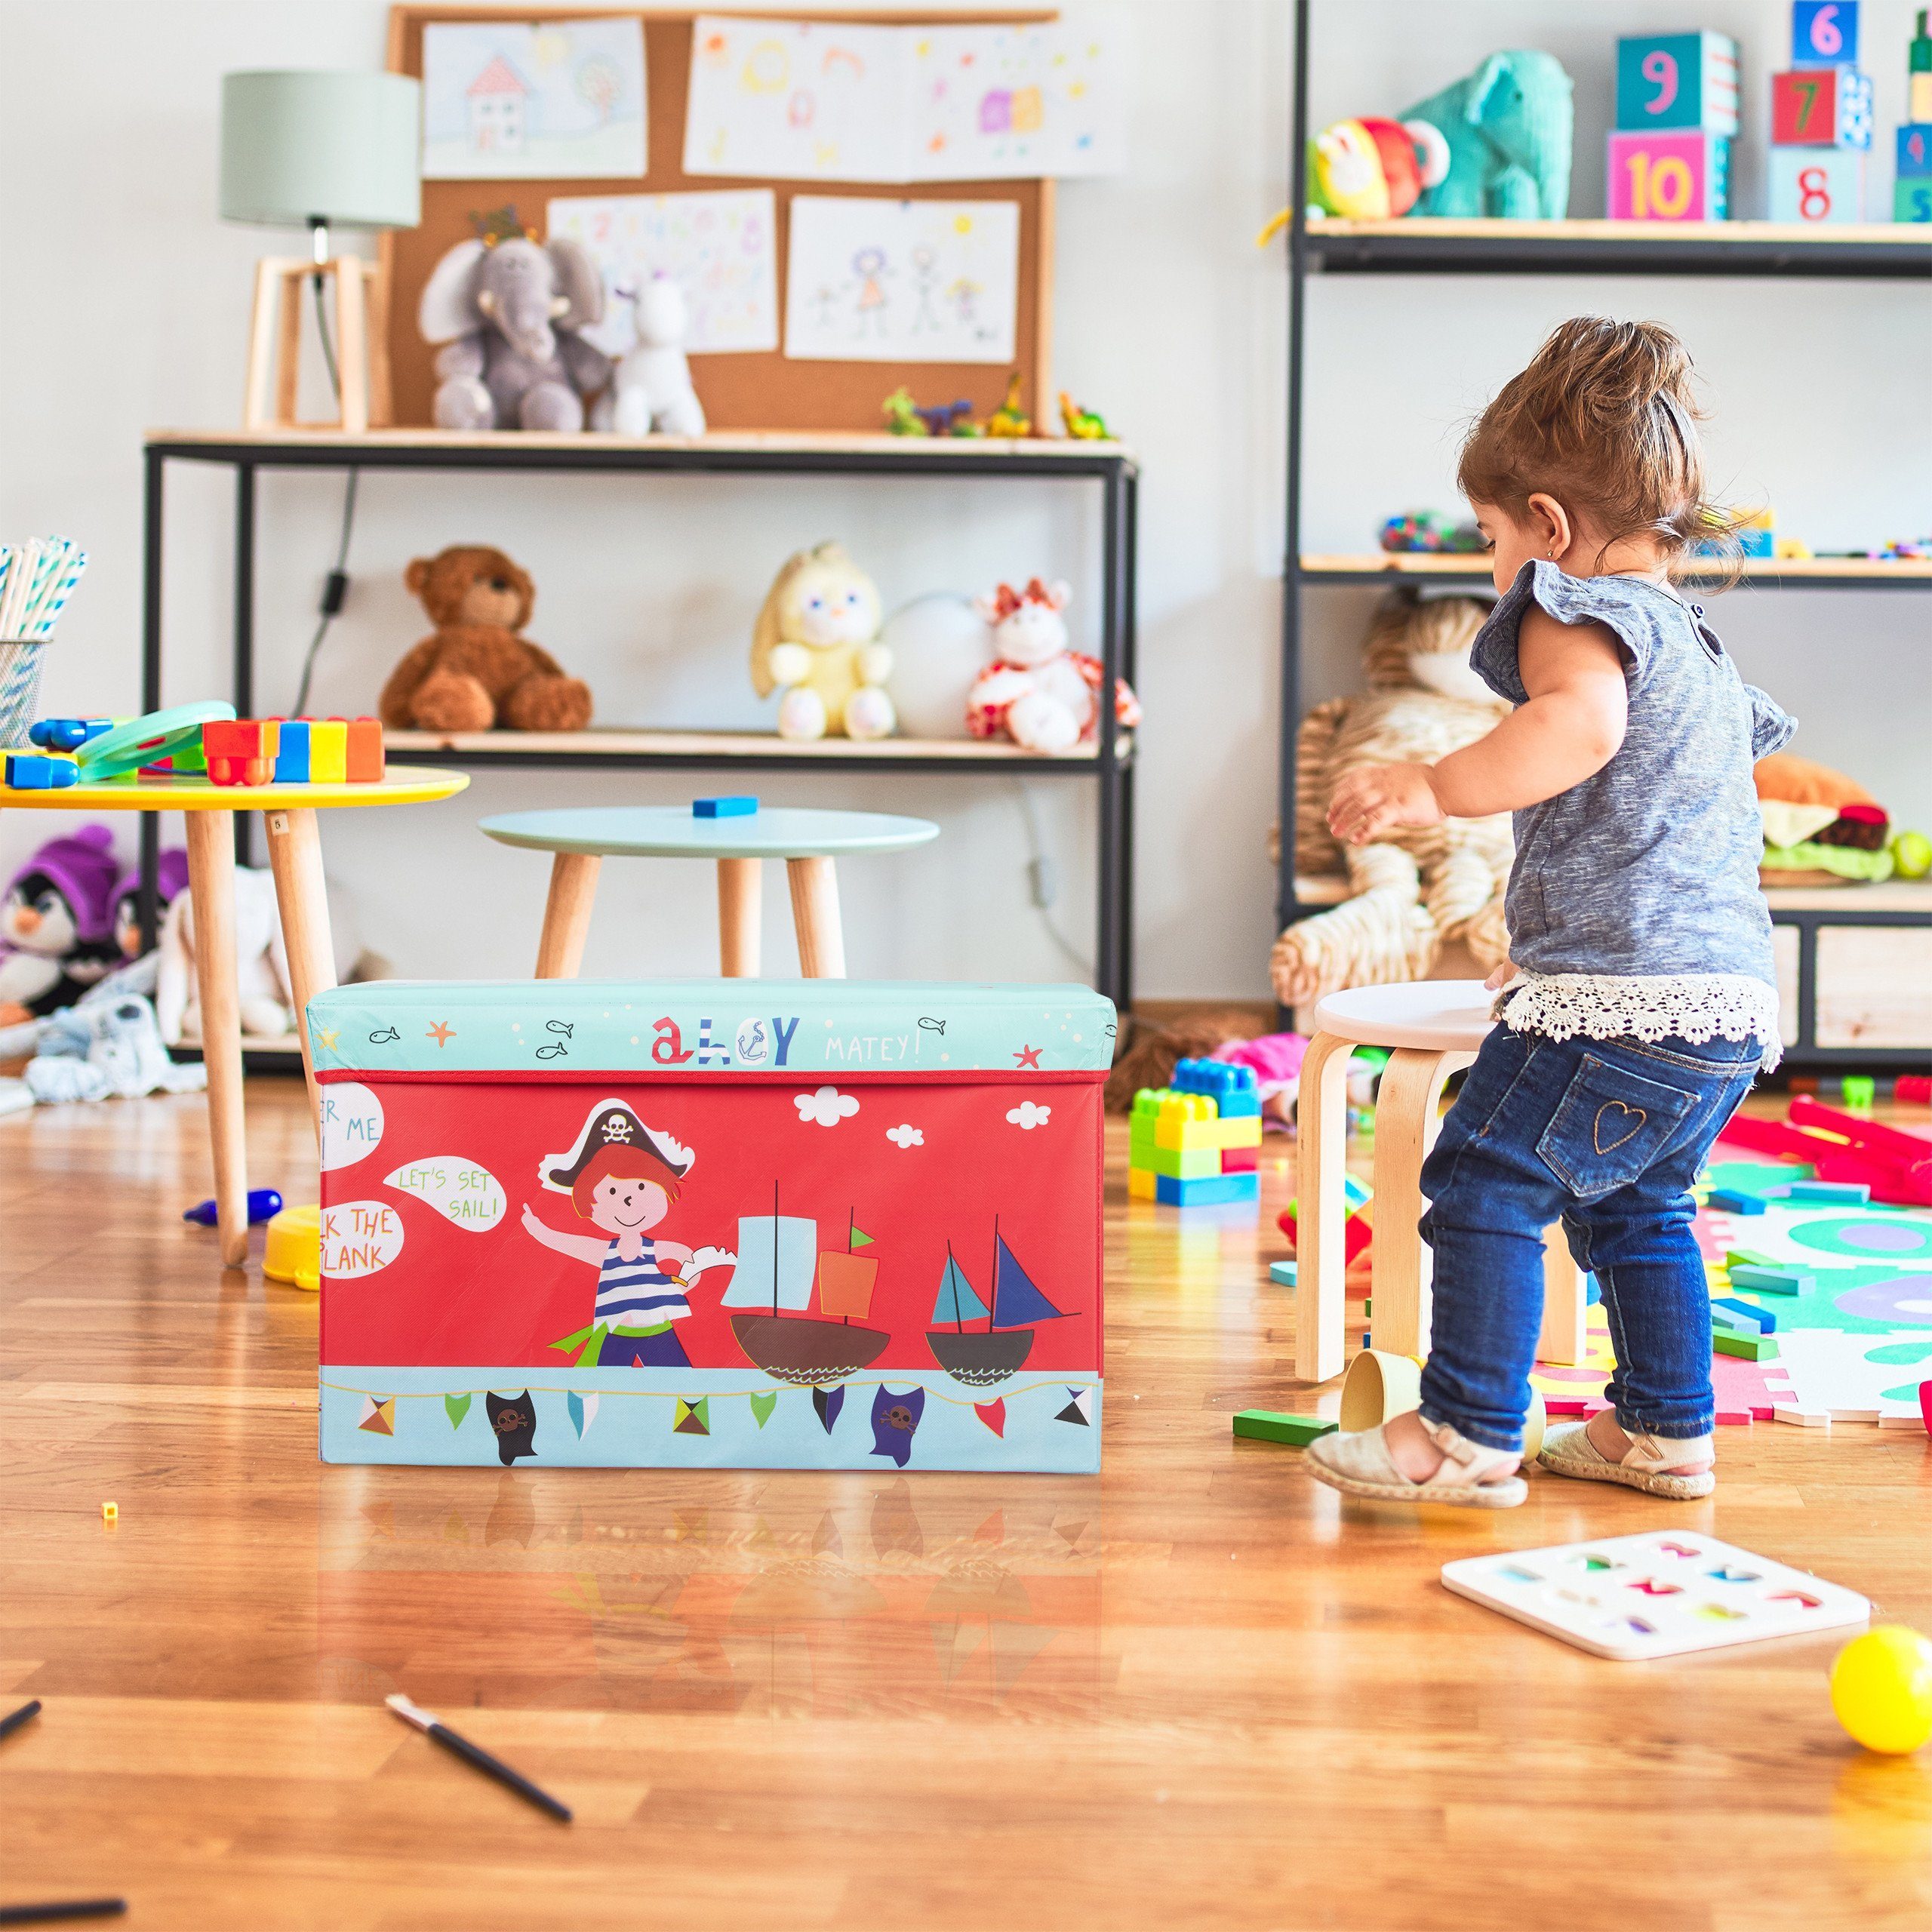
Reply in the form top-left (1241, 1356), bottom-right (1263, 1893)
top-left (384, 1157), bottom-right (506, 1232)
top-left (321, 1200), bottom-right (405, 1278)
top-left (319, 1082), bottom-right (385, 1172)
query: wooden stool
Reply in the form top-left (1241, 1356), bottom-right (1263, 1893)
top-left (478, 804), bottom-right (940, 981)
top-left (1294, 979), bottom-right (1588, 1386)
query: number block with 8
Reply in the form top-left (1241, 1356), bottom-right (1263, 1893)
top-left (1767, 146), bottom-right (1865, 223)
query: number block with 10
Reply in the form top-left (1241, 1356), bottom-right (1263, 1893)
top-left (1608, 131), bottom-right (1729, 222)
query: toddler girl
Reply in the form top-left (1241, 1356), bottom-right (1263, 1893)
top-left (1305, 317), bottom-right (1792, 1509)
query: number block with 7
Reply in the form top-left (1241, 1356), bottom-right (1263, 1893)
top-left (1767, 146), bottom-right (1864, 223)
top-left (1770, 67), bottom-right (1873, 147)
top-left (1607, 132), bottom-right (1729, 222)
top-left (1615, 33), bottom-right (1740, 135)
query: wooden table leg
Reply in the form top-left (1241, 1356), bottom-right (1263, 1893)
top-left (1368, 1047), bottom-right (1475, 1359)
top-left (1293, 1032), bottom-right (1355, 1386)
top-left (263, 807), bottom-right (337, 1137)
top-left (185, 812), bottom-right (248, 1269)
top-left (1537, 1222), bottom-right (1589, 1366)
top-left (534, 853), bottom-right (601, 979)
top-left (717, 857), bottom-right (761, 976)
top-left (786, 857), bottom-right (846, 978)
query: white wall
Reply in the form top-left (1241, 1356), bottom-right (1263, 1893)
top-left (2, 1), bottom-right (1927, 1005)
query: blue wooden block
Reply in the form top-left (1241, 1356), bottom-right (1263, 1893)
top-left (1786, 1178), bottom-right (1870, 1204)
top-left (1155, 1171), bottom-right (1260, 1208)
top-left (1709, 1187), bottom-right (1769, 1214)
top-left (273, 718), bottom-right (311, 783)
top-left (1712, 1296), bottom-right (1777, 1334)
top-left (1729, 1263), bottom-right (1814, 1296)
top-left (1616, 32), bottom-right (1740, 135)
top-left (694, 796), bottom-right (758, 818)
top-left (4, 752), bottom-right (77, 789)
top-left (1792, 1), bottom-right (1859, 69)
top-left (1269, 1260), bottom-right (1297, 1287)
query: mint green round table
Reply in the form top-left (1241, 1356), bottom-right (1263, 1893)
top-left (479, 804), bottom-right (940, 980)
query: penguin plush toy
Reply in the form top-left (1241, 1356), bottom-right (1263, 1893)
top-left (0, 824), bottom-right (124, 1023)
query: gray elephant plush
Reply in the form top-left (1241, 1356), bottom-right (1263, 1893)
top-left (1403, 50), bottom-right (1574, 220)
top-left (418, 234), bottom-right (612, 432)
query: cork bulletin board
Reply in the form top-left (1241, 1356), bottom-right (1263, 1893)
top-left (381, 5), bottom-right (1059, 432)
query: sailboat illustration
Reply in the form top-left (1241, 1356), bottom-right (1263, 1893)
top-left (722, 1186), bottom-right (890, 1386)
top-left (926, 1219), bottom-right (1071, 1386)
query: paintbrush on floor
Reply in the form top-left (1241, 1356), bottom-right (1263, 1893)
top-left (384, 1694), bottom-right (572, 1823)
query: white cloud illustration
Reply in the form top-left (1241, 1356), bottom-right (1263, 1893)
top-left (795, 1085), bottom-right (860, 1128)
top-left (887, 1124), bottom-right (924, 1148)
top-left (1006, 1101), bottom-right (1051, 1131)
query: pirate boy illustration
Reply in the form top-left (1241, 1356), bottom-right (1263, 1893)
top-left (521, 1099), bottom-right (734, 1368)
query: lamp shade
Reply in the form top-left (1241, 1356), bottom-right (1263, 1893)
top-left (220, 71), bottom-right (421, 229)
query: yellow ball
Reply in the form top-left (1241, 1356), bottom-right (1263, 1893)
top-left (1831, 1626), bottom-right (1932, 1755)
top-left (1893, 830), bottom-right (1932, 881)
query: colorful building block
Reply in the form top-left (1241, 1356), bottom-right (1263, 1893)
top-left (1616, 32), bottom-right (1741, 134)
top-left (1712, 1296), bottom-right (1777, 1335)
top-left (306, 718), bottom-right (346, 784)
top-left (1220, 1143), bottom-right (1260, 1174)
top-left (1771, 67), bottom-right (1873, 147)
top-left (1608, 131), bottom-right (1729, 220)
top-left (694, 795), bottom-right (758, 818)
top-left (343, 717), bottom-right (384, 783)
top-left (1154, 1171), bottom-right (1259, 1208)
top-left (1714, 1330), bottom-right (1780, 1361)
top-left (1709, 1187), bottom-right (1768, 1214)
top-left (1232, 1410), bottom-right (1336, 1447)
top-left (1128, 1165), bottom-right (1156, 1201)
top-left (1729, 1263), bottom-right (1815, 1296)
top-left (27, 717), bottom-right (112, 752)
top-left (1172, 1057), bottom-right (1261, 1117)
top-left (272, 718), bottom-right (311, 783)
top-left (1269, 1260), bottom-right (1297, 1287)
top-left (1278, 1208), bottom-right (1374, 1267)
top-left (1792, 2), bottom-right (1859, 69)
top-left (1840, 1074), bottom-right (1876, 1113)
top-left (1787, 1178), bottom-right (1872, 1204)
top-left (202, 718), bottom-right (280, 786)
top-left (5, 752), bottom-right (77, 789)
top-left (1131, 1139), bottom-right (1223, 1182)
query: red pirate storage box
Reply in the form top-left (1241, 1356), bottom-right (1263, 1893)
top-left (309, 979), bottom-right (1113, 1472)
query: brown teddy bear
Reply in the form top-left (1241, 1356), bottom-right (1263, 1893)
top-left (380, 545), bottom-right (592, 733)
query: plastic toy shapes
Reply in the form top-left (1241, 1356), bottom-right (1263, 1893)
top-left (5, 753), bottom-right (77, 789)
top-left (693, 796), bottom-right (758, 818)
top-left (75, 702), bottom-right (234, 782)
top-left (101, 1501), bottom-right (118, 1522)
top-left (183, 1188), bottom-right (284, 1227)
top-left (1830, 1625), bottom-right (1932, 1755)
top-left (986, 371), bottom-right (1031, 438)
top-left (1060, 392), bottom-right (1112, 440)
top-left (272, 719), bottom-right (311, 783)
top-left (27, 718), bottom-right (112, 752)
top-left (203, 718), bottom-right (280, 786)
top-left (1129, 1069), bottom-right (1264, 1206)
top-left (307, 719), bottom-right (346, 785)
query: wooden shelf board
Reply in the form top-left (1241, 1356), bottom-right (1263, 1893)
top-left (1301, 554), bottom-right (1932, 584)
top-left (1307, 215), bottom-right (1932, 250)
top-left (1294, 875), bottom-right (1932, 915)
top-left (383, 726), bottom-right (1121, 764)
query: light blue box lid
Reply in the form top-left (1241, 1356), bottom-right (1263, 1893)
top-left (306, 978), bottom-right (1117, 1078)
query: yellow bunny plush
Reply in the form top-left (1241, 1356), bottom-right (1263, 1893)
top-left (750, 543), bottom-right (897, 740)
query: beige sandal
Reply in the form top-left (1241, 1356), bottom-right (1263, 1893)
top-left (1537, 1420), bottom-right (1715, 1500)
top-left (1304, 1417), bottom-right (1527, 1509)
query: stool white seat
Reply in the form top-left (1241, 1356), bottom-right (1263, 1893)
top-left (1295, 979), bottom-right (1587, 1386)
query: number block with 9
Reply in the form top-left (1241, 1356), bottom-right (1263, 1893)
top-left (1607, 131), bottom-right (1729, 222)
top-left (1792, 2), bottom-right (1859, 69)
top-left (1767, 145), bottom-right (1864, 223)
top-left (1615, 33), bottom-right (1740, 135)
top-left (1770, 67), bottom-right (1873, 147)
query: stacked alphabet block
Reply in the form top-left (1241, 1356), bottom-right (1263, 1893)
top-left (1128, 1059), bottom-right (1262, 1207)
top-left (1611, 30), bottom-right (1739, 220)
top-left (1899, 11), bottom-right (1932, 220)
top-left (1768, 2), bottom-right (1872, 223)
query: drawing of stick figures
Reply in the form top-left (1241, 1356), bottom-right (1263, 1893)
top-left (909, 245), bottom-right (941, 333)
top-left (851, 246), bottom-right (891, 340)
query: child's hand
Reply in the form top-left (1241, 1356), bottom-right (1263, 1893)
top-left (1328, 763), bottom-right (1444, 844)
top-left (520, 1202), bottom-right (546, 1237)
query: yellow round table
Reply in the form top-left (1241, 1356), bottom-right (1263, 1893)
top-left (0, 764), bottom-right (468, 1265)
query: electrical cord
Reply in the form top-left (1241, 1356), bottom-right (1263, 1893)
top-left (289, 268), bottom-right (360, 716)
top-left (1011, 780), bottom-right (1093, 976)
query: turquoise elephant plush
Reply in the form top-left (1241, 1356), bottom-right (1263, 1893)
top-left (1402, 50), bottom-right (1574, 220)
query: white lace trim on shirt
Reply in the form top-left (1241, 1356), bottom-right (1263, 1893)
top-left (1497, 971), bottom-right (1783, 1071)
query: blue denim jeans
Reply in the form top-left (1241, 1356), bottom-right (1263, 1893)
top-left (1417, 1026), bottom-right (1761, 1454)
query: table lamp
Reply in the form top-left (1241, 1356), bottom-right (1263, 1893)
top-left (220, 70), bottom-right (421, 434)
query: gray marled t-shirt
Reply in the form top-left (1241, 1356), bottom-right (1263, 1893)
top-left (1471, 561), bottom-right (1795, 987)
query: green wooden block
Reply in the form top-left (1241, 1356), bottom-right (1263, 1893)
top-left (1712, 1331), bottom-right (1779, 1361)
top-left (1232, 1410), bottom-right (1336, 1447)
top-left (1724, 1247), bottom-right (1778, 1271)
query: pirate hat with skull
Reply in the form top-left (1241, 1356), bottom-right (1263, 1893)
top-left (538, 1097), bottom-right (694, 1193)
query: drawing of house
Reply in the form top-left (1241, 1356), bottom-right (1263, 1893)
top-left (467, 56), bottom-right (530, 154)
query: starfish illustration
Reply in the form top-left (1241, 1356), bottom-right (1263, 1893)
top-left (1013, 1044), bottom-right (1042, 1069)
top-left (426, 1021), bottom-right (457, 1048)
top-left (315, 1026), bottom-right (340, 1051)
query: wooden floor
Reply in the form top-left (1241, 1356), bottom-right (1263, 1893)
top-left (3, 1081), bottom-right (1930, 1930)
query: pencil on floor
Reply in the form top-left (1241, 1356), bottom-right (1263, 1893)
top-left (386, 1694), bottom-right (572, 1823)
top-left (0, 1700), bottom-right (42, 1745)
top-left (0, 1903), bottom-right (128, 1926)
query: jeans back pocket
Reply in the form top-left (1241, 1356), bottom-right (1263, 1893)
top-left (1534, 1051), bottom-right (1703, 1201)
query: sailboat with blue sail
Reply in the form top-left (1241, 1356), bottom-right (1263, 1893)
top-left (926, 1217), bottom-right (1070, 1386)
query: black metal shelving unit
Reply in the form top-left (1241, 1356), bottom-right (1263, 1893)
top-left (1278, 0), bottom-right (1932, 1068)
top-left (139, 428), bottom-right (1139, 1008)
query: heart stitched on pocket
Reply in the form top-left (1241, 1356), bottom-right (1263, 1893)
top-left (1593, 1101), bottom-right (1647, 1155)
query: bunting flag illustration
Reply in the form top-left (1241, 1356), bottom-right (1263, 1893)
top-left (674, 1397), bottom-right (711, 1436)
top-left (813, 1384), bottom-right (846, 1434)
top-left (1054, 1386), bottom-right (1093, 1426)
top-left (358, 1395), bottom-right (395, 1436)
top-left (749, 1390), bottom-right (779, 1429)
top-left (568, 1390), bottom-right (599, 1438)
top-left (486, 1390), bottom-right (538, 1465)
top-left (869, 1386), bottom-right (925, 1468)
top-left (443, 1392), bottom-right (472, 1429)
top-left (974, 1398), bottom-right (1007, 1438)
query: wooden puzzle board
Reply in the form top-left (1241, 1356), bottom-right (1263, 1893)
top-left (383, 5), bottom-right (1057, 432)
top-left (1442, 1531), bottom-right (1870, 1663)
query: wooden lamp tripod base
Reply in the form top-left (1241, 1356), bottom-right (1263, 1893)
top-left (242, 256), bottom-right (392, 434)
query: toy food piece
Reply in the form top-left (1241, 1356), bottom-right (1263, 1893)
top-left (1894, 829), bottom-right (1932, 879)
top-left (183, 1188), bottom-right (284, 1228)
top-left (263, 1202), bottom-right (321, 1291)
top-left (693, 796), bottom-right (757, 819)
top-left (1831, 1626), bottom-right (1932, 1755)
top-left (1756, 752), bottom-right (1893, 884)
top-left (5, 753), bottom-right (77, 789)
top-left (203, 718), bottom-right (280, 786)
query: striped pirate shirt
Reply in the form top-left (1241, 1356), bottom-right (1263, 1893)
top-left (595, 1238), bottom-right (689, 1327)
